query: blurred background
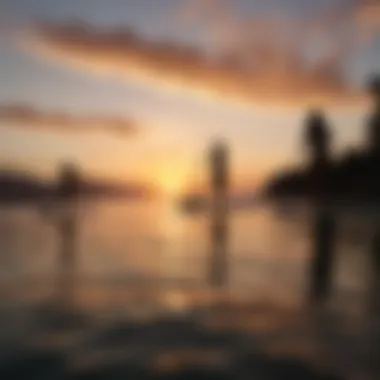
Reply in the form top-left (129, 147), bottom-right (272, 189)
top-left (1, 1), bottom-right (380, 379)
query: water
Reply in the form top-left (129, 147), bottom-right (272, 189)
top-left (0, 199), bottom-right (378, 379)
top-left (0, 199), bottom-right (373, 302)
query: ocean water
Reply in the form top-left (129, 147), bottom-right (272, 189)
top-left (0, 199), bottom-right (373, 301)
top-left (0, 199), bottom-right (378, 379)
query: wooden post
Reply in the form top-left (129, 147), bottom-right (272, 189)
top-left (209, 141), bottom-right (229, 288)
top-left (305, 111), bottom-right (336, 303)
top-left (56, 162), bottom-right (80, 301)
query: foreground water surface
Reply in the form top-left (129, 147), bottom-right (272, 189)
top-left (0, 199), bottom-right (378, 379)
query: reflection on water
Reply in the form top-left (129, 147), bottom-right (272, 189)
top-left (309, 208), bottom-right (337, 303)
top-left (0, 200), bottom-right (379, 379)
top-left (0, 200), bottom-right (375, 306)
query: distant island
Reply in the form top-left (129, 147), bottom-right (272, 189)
top-left (0, 166), bottom-right (151, 204)
top-left (264, 77), bottom-right (380, 203)
top-left (263, 150), bottom-right (380, 202)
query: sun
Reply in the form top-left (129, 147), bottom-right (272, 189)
top-left (158, 169), bottom-right (186, 197)
top-left (146, 152), bottom-right (197, 199)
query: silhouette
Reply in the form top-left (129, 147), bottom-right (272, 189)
top-left (209, 141), bottom-right (229, 288)
top-left (264, 75), bottom-right (380, 201)
top-left (309, 208), bottom-right (336, 303)
top-left (57, 162), bottom-right (81, 200)
top-left (303, 110), bottom-right (337, 303)
top-left (56, 162), bottom-right (81, 275)
top-left (0, 170), bottom-right (51, 203)
top-left (305, 111), bottom-right (331, 172)
top-left (304, 109), bottom-right (333, 200)
top-left (57, 208), bottom-right (78, 277)
top-left (0, 168), bottom-right (149, 204)
top-left (46, 162), bottom-right (82, 309)
top-left (368, 75), bottom-right (380, 158)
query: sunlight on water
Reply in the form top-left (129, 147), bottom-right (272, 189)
top-left (0, 200), bottom-right (378, 380)
top-left (0, 200), bottom-right (372, 303)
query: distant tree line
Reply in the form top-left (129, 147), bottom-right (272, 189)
top-left (265, 76), bottom-right (380, 202)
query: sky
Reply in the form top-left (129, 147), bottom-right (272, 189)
top-left (1, 0), bottom-right (380, 195)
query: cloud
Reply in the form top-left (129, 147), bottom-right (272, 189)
top-left (20, 1), bottom-right (380, 109)
top-left (178, 0), bottom-right (380, 105)
top-left (0, 103), bottom-right (139, 137)
top-left (351, 0), bottom-right (380, 41)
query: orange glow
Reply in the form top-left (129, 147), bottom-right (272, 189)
top-left (154, 166), bottom-right (190, 198)
top-left (25, 22), bottom-right (368, 109)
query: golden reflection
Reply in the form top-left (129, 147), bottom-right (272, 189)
top-left (158, 200), bottom-right (186, 279)
top-left (153, 349), bottom-right (231, 373)
top-left (161, 290), bottom-right (189, 311)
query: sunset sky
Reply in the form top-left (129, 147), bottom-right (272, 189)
top-left (1, 0), bottom-right (380, 195)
